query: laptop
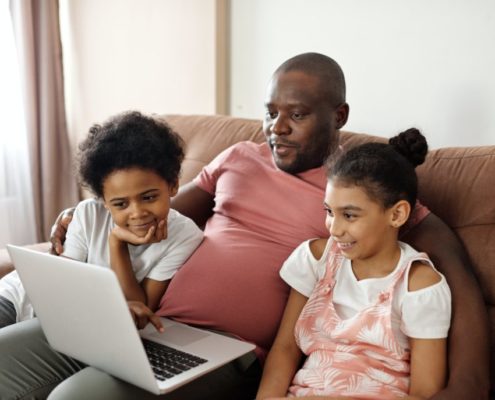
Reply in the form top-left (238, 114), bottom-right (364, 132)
top-left (7, 244), bottom-right (256, 395)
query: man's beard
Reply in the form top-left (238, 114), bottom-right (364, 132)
top-left (274, 135), bottom-right (338, 175)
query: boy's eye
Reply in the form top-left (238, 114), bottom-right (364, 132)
top-left (344, 212), bottom-right (356, 220)
top-left (266, 111), bottom-right (277, 119)
top-left (112, 201), bottom-right (127, 209)
top-left (143, 194), bottom-right (157, 201)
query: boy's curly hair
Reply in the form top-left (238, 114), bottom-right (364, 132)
top-left (77, 111), bottom-right (185, 198)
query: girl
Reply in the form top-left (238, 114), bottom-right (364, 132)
top-left (256, 129), bottom-right (451, 400)
top-left (0, 111), bottom-right (203, 329)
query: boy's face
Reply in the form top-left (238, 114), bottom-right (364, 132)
top-left (102, 168), bottom-right (178, 238)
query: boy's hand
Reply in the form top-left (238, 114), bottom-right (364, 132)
top-left (111, 219), bottom-right (167, 245)
top-left (127, 300), bottom-right (164, 332)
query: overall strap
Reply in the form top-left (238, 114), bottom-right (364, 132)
top-left (323, 238), bottom-right (345, 280)
top-left (386, 251), bottom-right (433, 292)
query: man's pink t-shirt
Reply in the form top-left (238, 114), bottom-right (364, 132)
top-left (157, 141), bottom-right (429, 359)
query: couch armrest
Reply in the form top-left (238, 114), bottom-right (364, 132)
top-left (0, 242), bottom-right (51, 279)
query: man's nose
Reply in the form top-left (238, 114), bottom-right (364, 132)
top-left (271, 115), bottom-right (290, 136)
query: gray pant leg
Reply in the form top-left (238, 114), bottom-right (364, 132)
top-left (0, 318), bottom-right (85, 400)
top-left (0, 296), bottom-right (16, 328)
top-left (48, 358), bottom-right (262, 400)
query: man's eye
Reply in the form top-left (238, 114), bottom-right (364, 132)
top-left (113, 202), bottom-right (126, 209)
top-left (266, 111), bottom-right (277, 119)
top-left (325, 207), bottom-right (333, 216)
top-left (292, 112), bottom-right (306, 120)
top-left (344, 212), bottom-right (355, 220)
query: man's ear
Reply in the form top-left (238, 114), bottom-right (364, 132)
top-left (335, 103), bottom-right (350, 130)
top-left (389, 200), bottom-right (411, 228)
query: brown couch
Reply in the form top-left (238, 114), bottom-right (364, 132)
top-left (1, 114), bottom-right (494, 394)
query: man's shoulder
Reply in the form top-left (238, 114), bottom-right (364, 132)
top-left (213, 141), bottom-right (271, 168)
top-left (400, 200), bottom-right (430, 236)
top-left (227, 140), bottom-right (268, 155)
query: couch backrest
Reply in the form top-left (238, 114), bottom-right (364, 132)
top-left (164, 114), bottom-right (265, 185)
top-left (416, 144), bottom-right (495, 389)
top-left (164, 114), bottom-right (495, 387)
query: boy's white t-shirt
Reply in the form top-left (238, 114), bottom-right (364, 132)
top-left (280, 239), bottom-right (451, 350)
top-left (0, 198), bottom-right (203, 321)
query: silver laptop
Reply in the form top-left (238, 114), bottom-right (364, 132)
top-left (7, 244), bottom-right (255, 395)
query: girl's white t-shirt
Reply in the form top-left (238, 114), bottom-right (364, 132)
top-left (280, 239), bottom-right (451, 349)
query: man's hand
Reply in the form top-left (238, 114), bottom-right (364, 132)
top-left (50, 207), bottom-right (75, 255)
top-left (127, 301), bottom-right (164, 332)
top-left (111, 219), bottom-right (167, 246)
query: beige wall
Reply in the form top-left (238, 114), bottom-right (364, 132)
top-left (60, 0), bottom-right (222, 147)
top-left (61, 1), bottom-right (495, 150)
top-left (230, 0), bottom-right (495, 149)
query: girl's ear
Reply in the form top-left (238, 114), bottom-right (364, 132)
top-left (389, 200), bottom-right (411, 228)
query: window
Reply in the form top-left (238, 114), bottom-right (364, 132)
top-left (0, 1), bottom-right (36, 247)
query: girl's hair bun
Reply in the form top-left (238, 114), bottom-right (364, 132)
top-left (388, 128), bottom-right (428, 167)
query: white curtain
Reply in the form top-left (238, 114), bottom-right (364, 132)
top-left (0, 0), bottom-right (37, 248)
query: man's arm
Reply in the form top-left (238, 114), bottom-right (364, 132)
top-left (401, 213), bottom-right (490, 400)
top-left (50, 208), bottom-right (75, 254)
top-left (170, 181), bottom-right (215, 227)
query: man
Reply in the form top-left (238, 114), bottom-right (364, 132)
top-left (0, 53), bottom-right (489, 400)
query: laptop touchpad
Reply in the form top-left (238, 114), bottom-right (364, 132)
top-left (161, 325), bottom-right (211, 346)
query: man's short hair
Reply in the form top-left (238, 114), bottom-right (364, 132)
top-left (276, 52), bottom-right (346, 107)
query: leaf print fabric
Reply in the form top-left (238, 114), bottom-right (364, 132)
top-left (288, 239), bottom-right (426, 399)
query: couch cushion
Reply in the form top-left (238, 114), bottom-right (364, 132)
top-left (162, 114), bottom-right (264, 185)
top-left (416, 146), bottom-right (495, 304)
top-left (416, 145), bottom-right (495, 389)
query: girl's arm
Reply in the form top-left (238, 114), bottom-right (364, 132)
top-left (405, 260), bottom-right (448, 399)
top-left (407, 337), bottom-right (447, 400)
top-left (256, 289), bottom-right (308, 400)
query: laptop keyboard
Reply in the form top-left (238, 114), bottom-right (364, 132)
top-left (142, 338), bottom-right (208, 381)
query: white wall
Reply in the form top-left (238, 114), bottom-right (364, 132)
top-left (60, 0), bottom-right (217, 146)
top-left (231, 0), bottom-right (495, 149)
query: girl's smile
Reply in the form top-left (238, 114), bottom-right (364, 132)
top-left (324, 179), bottom-right (404, 278)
